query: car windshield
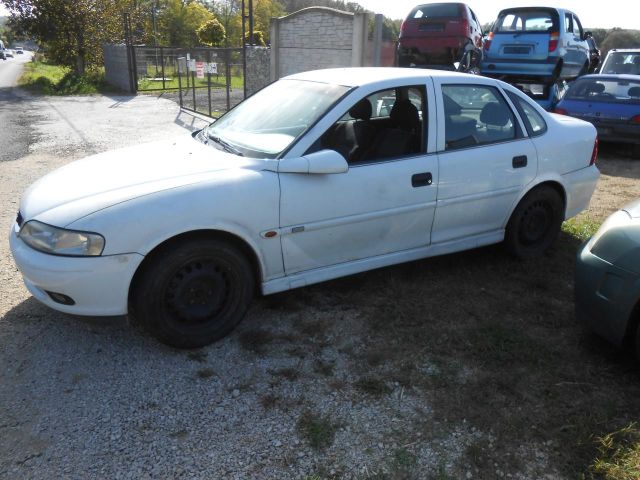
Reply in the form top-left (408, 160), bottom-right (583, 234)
top-left (565, 78), bottom-right (640, 103)
top-left (495, 9), bottom-right (558, 33)
top-left (205, 79), bottom-right (350, 159)
top-left (601, 52), bottom-right (640, 75)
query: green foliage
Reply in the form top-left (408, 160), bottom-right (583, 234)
top-left (592, 424), bottom-right (640, 480)
top-left (600, 29), bottom-right (640, 56)
top-left (1, 0), bottom-right (143, 74)
top-left (157, 0), bottom-right (214, 47)
top-left (297, 410), bottom-right (338, 450)
top-left (19, 60), bottom-right (114, 94)
top-left (244, 29), bottom-right (265, 46)
top-left (197, 17), bottom-right (226, 46)
top-left (562, 217), bottom-right (600, 242)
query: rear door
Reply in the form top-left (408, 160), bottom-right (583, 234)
top-left (431, 80), bottom-right (537, 244)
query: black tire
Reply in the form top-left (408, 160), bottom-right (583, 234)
top-left (635, 323), bottom-right (640, 362)
top-left (505, 186), bottom-right (564, 259)
top-left (131, 238), bottom-right (254, 348)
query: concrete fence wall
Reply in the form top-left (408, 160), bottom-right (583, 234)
top-left (103, 44), bottom-right (134, 93)
top-left (270, 7), bottom-right (369, 81)
top-left (245, 46), bottom-right (271, 96)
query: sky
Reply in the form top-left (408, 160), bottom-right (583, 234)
top-left (356, 0), bottom-right (640, 29)
top-left (1, 0), bottom-right (639, 29)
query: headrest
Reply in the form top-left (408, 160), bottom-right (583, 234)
top-left (480, 102), bottom-right (510, 127)
top-left (390, 99), bottom-right (419, 131)
top-left (349, 98), bottom-right (372, 121)
top-left (628, 86), bottom-right (640, 98)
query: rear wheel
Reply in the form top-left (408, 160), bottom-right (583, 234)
top-left (505, 186), bottom-right (564, 259)
top-left (131, 238), bottom-right (254, 348)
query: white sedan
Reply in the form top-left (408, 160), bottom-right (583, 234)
top-left (10, 68), bottom-right (599, 348)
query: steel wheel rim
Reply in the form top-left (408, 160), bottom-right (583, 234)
top-left (519, 200), bottom-right (553, 246)
top-left (164, 259), bottom-right (230, 325)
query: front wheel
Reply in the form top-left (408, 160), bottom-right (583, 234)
top-left (131, 238), bottom-right (254, 348)
top-left (504, 186), bottom-right (564, 259)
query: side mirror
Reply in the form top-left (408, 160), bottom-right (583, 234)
top-left (278, 149), bottom-right (349, 174)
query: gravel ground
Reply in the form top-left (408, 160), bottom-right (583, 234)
top-left (1, 89), bottom-right (638, 479)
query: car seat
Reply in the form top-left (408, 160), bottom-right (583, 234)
top-left (327, 98), bottom-right (376, 162)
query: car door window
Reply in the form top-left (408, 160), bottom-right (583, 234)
top-left (564, 14), bottom-right (573, 34)
top-left (572, 15), bottom-right (583, 38)
top-left (315, 86), bottom-right (426, 164)
top-left (442, 85), bottom-right (517, 150)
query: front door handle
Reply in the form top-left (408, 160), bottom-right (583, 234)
top-left (512, 155), bottom-right (527, 168)
top-left (412, 172), bottom-right (433, 187)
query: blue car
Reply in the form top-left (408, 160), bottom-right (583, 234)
top-left (481, 7), bottom-right (591, 84)
top-left (554, 74), bottom-right (640, 155)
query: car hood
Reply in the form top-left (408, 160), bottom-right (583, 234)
top-left (20, 136), bottom-right (268, 226)
top-left (623, 199), bottom-right (640, 218)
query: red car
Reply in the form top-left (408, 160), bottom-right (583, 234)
top-left (396, 2), bottom-right (484, 72)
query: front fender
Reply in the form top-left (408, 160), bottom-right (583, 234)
top-left (67, 170), bottom-right (284, 282)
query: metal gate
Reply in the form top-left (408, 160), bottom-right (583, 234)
top-left (129, 46), bottom-right (245, 117)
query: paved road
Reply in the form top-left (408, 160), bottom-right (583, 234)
top-left (0, 52), bottom-right (34, 162)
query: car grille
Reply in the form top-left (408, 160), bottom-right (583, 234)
top-left (16, 211), bottom-right (24, 228)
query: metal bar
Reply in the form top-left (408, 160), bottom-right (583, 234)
top-left (192, 58), bottom-right (197, 112)
top-left (160, 46), bottom-right (165, 90)
top-left (177, 57), bottom-right (183, 109)
top-left (207, 49), bottom-right (212, 117)
top-left (249, 0), bottom-right (254, 45)
top-left (226, 50), bottom-right (231, 111)
top-left (241, 0), bottom-right (247, 98)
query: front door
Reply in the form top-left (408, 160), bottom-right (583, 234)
top-left (279, 84), bottom-right (439, 275)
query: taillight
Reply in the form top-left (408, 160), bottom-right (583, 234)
top-left (400, 20), bottom-right (406, 34)
top-left (484, 31), bottom-right (493, 50)
top-left (548, 32), bottom-right (559, 52)
top-left (630, 114), bottom-right (640, 124)
top-left (554, 107), bottom-right (568, 115)
top-left (590, 137), bottom-right (598, 166)
top-left (462, 19), bottom-right (470, 34)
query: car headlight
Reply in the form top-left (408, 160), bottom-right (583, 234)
top-left (19, 220), bottom-right (105, 256)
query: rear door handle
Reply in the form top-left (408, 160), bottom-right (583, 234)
top-left (412, 172), bottom-right (433, 187)
top-left (512, 155), bottom-right (527, 168)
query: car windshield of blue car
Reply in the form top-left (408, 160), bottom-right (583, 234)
top-left (566, 78), bottom-right (640, 103)
top-left (205, 79), bottom-right (350, 159)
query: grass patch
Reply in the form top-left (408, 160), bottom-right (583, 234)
top-left (195, 367), bottom-right (216, 379)
top-left (592, 424), bottom-right (640, 479)
top-left (187, 350), bottom-right (207, 363)
top-left (297, 410), bottom-right (339, 450)
top-left (19, 61), bottom-right (116, 95)
top-left (238, 328), bottom-right (273, 354)
top-left (354, 376), bottom-right (392, 397)
top-left (562, 217), bottom-right (600, 242)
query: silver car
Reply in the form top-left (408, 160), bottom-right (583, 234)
top-left (576, 200), bottom-right (640, 359)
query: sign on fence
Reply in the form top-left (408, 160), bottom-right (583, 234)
top-left (196, 61), bottom-right (205, 78)
top-left (205, 63), bottom-right (218, 74)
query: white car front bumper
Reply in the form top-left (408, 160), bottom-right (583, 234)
top-left (9, 224), bottom-right (144, 316)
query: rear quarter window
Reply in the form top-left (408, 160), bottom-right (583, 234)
top-left (506, 91), bottom-right (547, 137)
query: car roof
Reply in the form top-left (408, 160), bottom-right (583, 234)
top-left (579, 74), bottom-right (640, 81)
top-left (606, 49), bottom-right (640, 53)
top-left (284, 67), bottom-right (487, 87)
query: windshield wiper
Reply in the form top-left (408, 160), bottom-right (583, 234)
top-left (207, 133), bottom-right (244, 156)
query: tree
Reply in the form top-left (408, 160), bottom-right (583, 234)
top-left (197, 17), bottom-right (226, 46)
top-left (600, 29), bottom-right (640, 56)
top-left (2, 0), bottom-right (135, 74)
top-left (244, 29), bottom-right (265, 46)
top-left (157, 0), bottom-right (214, 47)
